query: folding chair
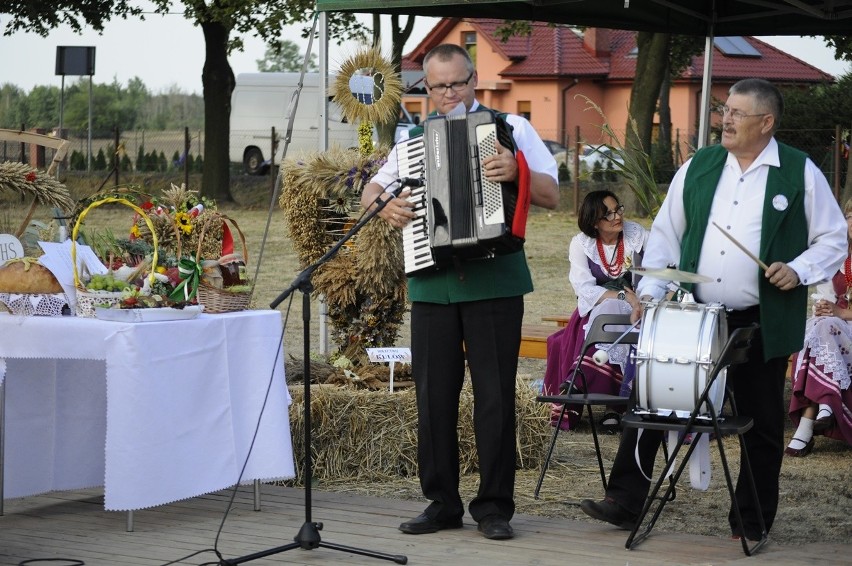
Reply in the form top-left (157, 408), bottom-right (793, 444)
top-left (534, 313), bottom-right (637, 498)
top-left (621, 323), bottom-right (767, 556)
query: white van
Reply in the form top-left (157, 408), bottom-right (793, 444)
top-left (229, 72), bottom-right (359, 174)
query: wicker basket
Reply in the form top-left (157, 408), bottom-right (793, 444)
top-left (72, 197), bottom-right (159, 317)
top-left (194, 213), bottom-right (253, 313)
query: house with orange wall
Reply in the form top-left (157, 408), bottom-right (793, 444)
top-left (400, 18), bottom-right (833, 161)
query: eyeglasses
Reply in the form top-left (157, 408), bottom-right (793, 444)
top-left (601, 205), bottom-right (625, 221)
top-left (717, 105), bottom-right (768, 123)
top-left (425, 71), bottom-right (474, 95)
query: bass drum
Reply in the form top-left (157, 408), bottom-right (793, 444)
top-left (633, 300), bottom-right (728, 418)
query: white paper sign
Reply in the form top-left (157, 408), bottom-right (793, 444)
top-left (366, 347), bottom-right (412, 363)
top-left (366, 347), bottom-right (411, 393)
top-left (38, 239), bottom-right (108, 286)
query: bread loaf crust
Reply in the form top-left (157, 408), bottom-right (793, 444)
top-left (0, 258), bottom-right (63, 294)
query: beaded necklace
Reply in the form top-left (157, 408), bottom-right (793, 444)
top-left (845, 256), bottom-right (852, 300)
top-left (597, 234), bottom-right (624, 277)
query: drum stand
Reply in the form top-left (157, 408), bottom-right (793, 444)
top-left (220, 185), bottom-right (410, 566)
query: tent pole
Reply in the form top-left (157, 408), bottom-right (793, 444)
top-left (697, 32), bottom-right (714, 149)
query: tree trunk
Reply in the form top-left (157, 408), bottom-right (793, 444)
top-left (200, 20), bottom-right (235, 203)
top-left (655, 65), bottom-right (675, 182)
top-left (624, 32), bottom-right (670, 208)
top-left (626, 32), bottom-right (670, 154)
top-left (375, 15), bottom-right (416, 146)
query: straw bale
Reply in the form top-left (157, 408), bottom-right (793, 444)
top-left (287, 375), bottom-right (550, 484)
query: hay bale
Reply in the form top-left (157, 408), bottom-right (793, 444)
top-left (287, 375), bottom-right (550, 484)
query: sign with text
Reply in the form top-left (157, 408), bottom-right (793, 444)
top-left (0, 234), bottom-right (24, 262)
top-left (366, 347), bottom-right (411, 363)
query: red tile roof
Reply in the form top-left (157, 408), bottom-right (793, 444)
top-left (403, 18), bottom-right (833, 84)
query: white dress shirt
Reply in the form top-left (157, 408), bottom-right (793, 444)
top-left (637, 138), bottom-right (847, 310)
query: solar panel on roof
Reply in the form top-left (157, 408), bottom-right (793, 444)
top-left (715, 37), bottom-right (762, 58)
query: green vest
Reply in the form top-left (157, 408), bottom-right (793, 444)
top-left (406, 106), bottom-right (533, 304)
top-left (680, 142), bottom-right (808, 360)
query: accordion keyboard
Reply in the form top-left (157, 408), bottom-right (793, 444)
top-left (397, 135), bottom-right (435, 275)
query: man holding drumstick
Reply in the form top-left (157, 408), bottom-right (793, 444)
top-left (581, 78), bottom-right (846, 541)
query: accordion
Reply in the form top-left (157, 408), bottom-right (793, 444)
top-left (399, 110), bottom-right (530, 276)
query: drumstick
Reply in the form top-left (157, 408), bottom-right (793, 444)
top-left (711, 221), bottom-right (769, 271)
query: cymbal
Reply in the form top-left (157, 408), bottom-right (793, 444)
top-left (630, 266), bottom-right (714, 283)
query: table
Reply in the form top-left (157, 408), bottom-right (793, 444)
top-left (0, 310), bottom-right (295, 514)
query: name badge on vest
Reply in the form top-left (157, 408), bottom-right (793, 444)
top-left (772, 194), bottom-right (788, 211)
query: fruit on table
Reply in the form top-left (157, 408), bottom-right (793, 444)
top-left (86, 273), bottom-right (132, 292)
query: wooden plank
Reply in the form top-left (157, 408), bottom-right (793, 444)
top-left (541, 314), bottom-right (572, 327)
top-left (519, 323), bottom-right (558, 359)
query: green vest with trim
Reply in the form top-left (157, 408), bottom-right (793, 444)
top-left (680, 142), bottom-right (808, 360)
top-left (405, 107), bottom-right (532, 304)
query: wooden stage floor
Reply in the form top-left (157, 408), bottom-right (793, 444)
top-left (0, 484), bottom-right (848, 566)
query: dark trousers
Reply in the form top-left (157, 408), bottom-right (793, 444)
top-left (411, 296), bottom-right (523, 523)
top-left (606, 307), bottom-right (787, 538)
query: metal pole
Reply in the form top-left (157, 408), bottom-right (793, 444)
top-left (697, 34), bottom-right (715, 149)
top-left (87, 75), bottom-right (93, 172)
top-left (184, 126), bottom-right (190, 189)
top-left (318, 12), bottom-right (330, 355)
top-left (58, 75), bottom-right (65, 178)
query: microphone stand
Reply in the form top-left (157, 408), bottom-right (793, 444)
top-left (220, 181), bottom-right (412, 566)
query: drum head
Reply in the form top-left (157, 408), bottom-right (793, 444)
top-left (635, 301), bottom-right (727, 416)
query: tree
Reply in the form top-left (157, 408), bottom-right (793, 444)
top-left (653, 35), bottom-right (705, 182)
top-left (370, 15), bottom-right (417, 145)
top-left (146, 1), bottom-right (369, 201)
top-left (256, 39), bottom-right (317, 72)
top-left (4, 0), bottom-right (368, 200)
top-left (0, 1), bottom-right (142, 36)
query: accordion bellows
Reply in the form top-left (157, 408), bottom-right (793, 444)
top-left (399, 109), bottom-right (530, 276)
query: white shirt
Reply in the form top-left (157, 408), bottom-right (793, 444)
top-left (369, 100), bottom-right (558, 190)
top-left (569, 220), bottom-right (648, 316)
top-left (636, 138), bottom-right (847, 310)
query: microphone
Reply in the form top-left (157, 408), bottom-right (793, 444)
top-left (398, 177), bottom-right (424, 188)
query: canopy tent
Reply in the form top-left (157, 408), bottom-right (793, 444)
top-left (316, 0), bottom-right (849, 146)
top-left (316, 0), bottom-right (852, 36)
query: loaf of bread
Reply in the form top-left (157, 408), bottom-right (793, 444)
top-left (0, 257), bottom-right (63, 294)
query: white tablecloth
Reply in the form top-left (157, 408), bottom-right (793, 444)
top-left (0, 310), bottom-right (295, 511)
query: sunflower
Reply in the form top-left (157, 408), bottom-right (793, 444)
top-left (175, 211), bottom-right (193, 235)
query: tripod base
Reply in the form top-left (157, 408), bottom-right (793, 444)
top-left (220, 521), bottom-right (408, 565)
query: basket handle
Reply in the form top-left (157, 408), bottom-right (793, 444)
top-left (194, 213), bottom-right (249, 266)
top-left (72, 197), bottom-right (159, 289)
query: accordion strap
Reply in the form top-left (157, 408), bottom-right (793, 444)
top-left (512, 150), bottom-right (531, 239)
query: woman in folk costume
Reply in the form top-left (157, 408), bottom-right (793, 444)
top-left (543, 190), bottom-right (647, 431)
top-left (786, 199), bottom-right (852, 456)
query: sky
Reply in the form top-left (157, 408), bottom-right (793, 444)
top-left (1, 9), bottom-right (849, 96)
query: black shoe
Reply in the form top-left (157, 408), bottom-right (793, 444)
top-left (398, 513), bottom-right (463, 535)
top-left (580, 497), bottom-right (638, 530)
top-left (599, 412), bottom-right (622, 434)
top-left (477, 515), bottom-right (514, 540)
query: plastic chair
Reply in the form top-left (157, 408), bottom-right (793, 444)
top-left (534, 313), bottom-right (638, 498)
top-left (621, 323), bottom-right (767, 556)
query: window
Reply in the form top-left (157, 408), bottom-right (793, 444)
top-left (517, 101), bottom-right (531, 120)
top-left (464, 32), bottom-right (477, 65)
